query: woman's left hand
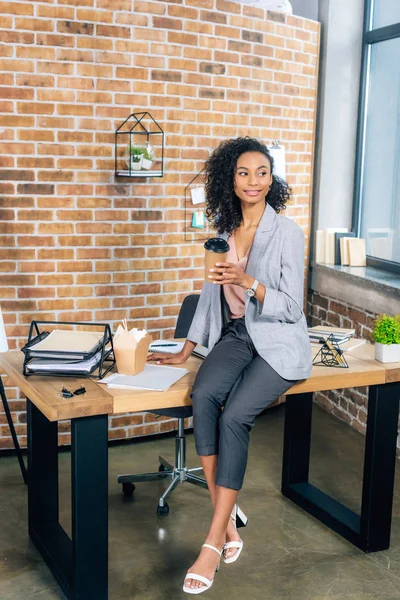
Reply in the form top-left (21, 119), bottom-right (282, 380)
top-left (208, 262), bottom-right (253, 289)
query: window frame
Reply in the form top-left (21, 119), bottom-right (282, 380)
top-left (352, 0), bottom-right (400, 274)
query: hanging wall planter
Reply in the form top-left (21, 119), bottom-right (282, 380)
top-left (115, 112), bottom-right (164, 178)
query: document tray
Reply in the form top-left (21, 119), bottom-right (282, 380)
top-left (22, 320), bottom-right (116, 379)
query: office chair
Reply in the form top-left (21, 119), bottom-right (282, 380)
top-left (117, 294), bottom-right (207, 516)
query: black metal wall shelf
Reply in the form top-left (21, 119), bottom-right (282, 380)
top-left (115, 112), bottom-right (164, 178)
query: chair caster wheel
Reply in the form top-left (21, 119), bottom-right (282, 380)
top-left (122, 482), bottom-right (135, 497)
top-left (157, 503), bottom-right (169, 516)
top-left (159, 464), bottom-right (168, 473)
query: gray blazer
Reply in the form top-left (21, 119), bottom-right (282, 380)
top-left (187, 203), bottom-right (312, 381)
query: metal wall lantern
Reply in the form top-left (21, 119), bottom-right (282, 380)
top-left (115, 112), bottom-right (164, 178)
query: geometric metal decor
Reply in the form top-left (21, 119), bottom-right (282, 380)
top-left (115, 112), bottom-right (164, 178)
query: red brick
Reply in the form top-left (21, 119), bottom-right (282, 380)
top-left (153, 16), bottom-right (182, 30)
top-left (0, 31), bottom-right (34, 44)
top-left (57, 21), bottom-right (94, 35)
top-left (97, 24), bottom-right (131, 38)
top-left (15, 17), bottom-right (54, 32)
top-left (17, 183), bottom-right (54, 195)
top-left (18, 287), bottom-right (56, 299)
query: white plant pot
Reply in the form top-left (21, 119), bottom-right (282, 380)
top-left (129, 155), bottom-right (143, 170)
top-left (141, 157), bottom-right (153, 170)
top-left (126, 154), bottom-right (143, 171)
top-left (374, 342), bottom-right (400, 363)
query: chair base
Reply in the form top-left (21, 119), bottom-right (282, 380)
top-left (118, 454), bottom-right (208, 508)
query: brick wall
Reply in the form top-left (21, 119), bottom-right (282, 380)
top-left (0, 0), bottom-right (320, 449)
top-left (308, 290), bottom-right (382, 445)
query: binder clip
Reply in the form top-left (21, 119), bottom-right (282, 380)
top-left (313, 334), bottom-right (349, 369)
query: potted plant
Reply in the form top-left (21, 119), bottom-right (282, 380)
top-left (371, 314), bottom-right (400, 363)
top-left (127, 147), bottom-right (143, 171)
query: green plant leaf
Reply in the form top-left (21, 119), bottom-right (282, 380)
top-left (371, 314), bottom-right (400, 345)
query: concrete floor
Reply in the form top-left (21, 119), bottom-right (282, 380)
top-left (1, 404), bottom-right (400, 600)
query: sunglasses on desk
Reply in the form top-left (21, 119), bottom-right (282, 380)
top-left (60, 386), bottom-right (86, 398)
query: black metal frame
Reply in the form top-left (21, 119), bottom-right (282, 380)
top-left (22, 321), bottom-right (115, 379)
top-left (352, 0), bottom-right (400, 274)
top-left (184, 168), bottom-right (211, 242)
top-left (114, 112), bottom-right (164, 178)
top-left (27, 400), bottom-right (108, 599)
top-left (282, 383), bottom-right (400, 553)
top-left (0, 376), bottom-right (27, 484)
top-left (312, 335), bottom-right (349, 368)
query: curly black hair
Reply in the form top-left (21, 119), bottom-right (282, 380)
top-left (204, 137), bottom-right (291, 235)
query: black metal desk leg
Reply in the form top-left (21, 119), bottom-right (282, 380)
top-left (27, 400), bottom-right (59, 530)
top-left (28, 402), bottom-right (109, 599)
top-left (282, 392), bottom-right (313, 490)
top-left (72, 415), bottom-right (108, 600)
top-left (0, 375), bottom-right (27, 484)
top-left (27, 400), bottom-right (73, 596)
top-left (360, 382), bottom-right (400, 552)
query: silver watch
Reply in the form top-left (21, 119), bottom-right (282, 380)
top-left (245, 279), bottom-right (259, 298)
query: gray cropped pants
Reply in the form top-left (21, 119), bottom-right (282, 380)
top-left (191, 318), bottom-right (296, 490)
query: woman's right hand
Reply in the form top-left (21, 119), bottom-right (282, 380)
top-left (147, 350), bottom-right (189, 365)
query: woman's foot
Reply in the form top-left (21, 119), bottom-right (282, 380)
top-left (184, 541), bottom-right (224, 592)
top-left (223, 511), bottom-right (243, 561)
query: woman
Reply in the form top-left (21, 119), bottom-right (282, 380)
top-left (149, 137), bottom-right (312, 594)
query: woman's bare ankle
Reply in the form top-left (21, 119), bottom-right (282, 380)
top-left (204, 536), bottom-right (225, 550)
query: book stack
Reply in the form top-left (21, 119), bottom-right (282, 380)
top-left (308, 326), bottom-right (366, 352)
top-left (308, 326), bottom-right (355, 345)
top-left (315, 229), bottom-right (366, 266)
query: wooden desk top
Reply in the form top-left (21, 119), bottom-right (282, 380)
top-left (0, 342), bottom-right (397, 423)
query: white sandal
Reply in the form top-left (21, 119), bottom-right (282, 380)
top-left (223, 504), bottom-right (245, 564)
top-left (183, 544), bottom-right (222, 595)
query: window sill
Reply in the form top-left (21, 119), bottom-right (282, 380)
top-left (310, 262), bottom-right (400, 315)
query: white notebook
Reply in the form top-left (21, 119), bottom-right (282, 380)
top-left (149, 340), bottom-right (184, 354)
top-left (99, 364), bottom-right (188, 391)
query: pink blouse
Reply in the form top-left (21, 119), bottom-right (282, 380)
top-left (223, 232), bottom-right (251, 319)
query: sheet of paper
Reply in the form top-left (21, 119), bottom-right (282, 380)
top-left (100, 364), bottom-right (188, 391)
top-left (268, 145), bottom-right (286, 179)
top-left (190, 186), bottom-right (206, 205)
top-left (341, 338), bottom-right (366, 352)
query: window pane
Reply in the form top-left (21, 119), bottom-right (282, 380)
top-left (372, 0), bottom-right (400, 29)
top-left (361, 38), bottom-right (400, 263)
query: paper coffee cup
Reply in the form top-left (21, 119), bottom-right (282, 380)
top-left (204, 238), bottom-right (230, 282)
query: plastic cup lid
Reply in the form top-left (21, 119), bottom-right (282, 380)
top-left (204, 238), bottom-right (230, 253)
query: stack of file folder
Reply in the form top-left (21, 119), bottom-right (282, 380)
top-left (308, 326), bottom-right (355, 345)
top-left (22, 321), bottom-right (115, 379)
